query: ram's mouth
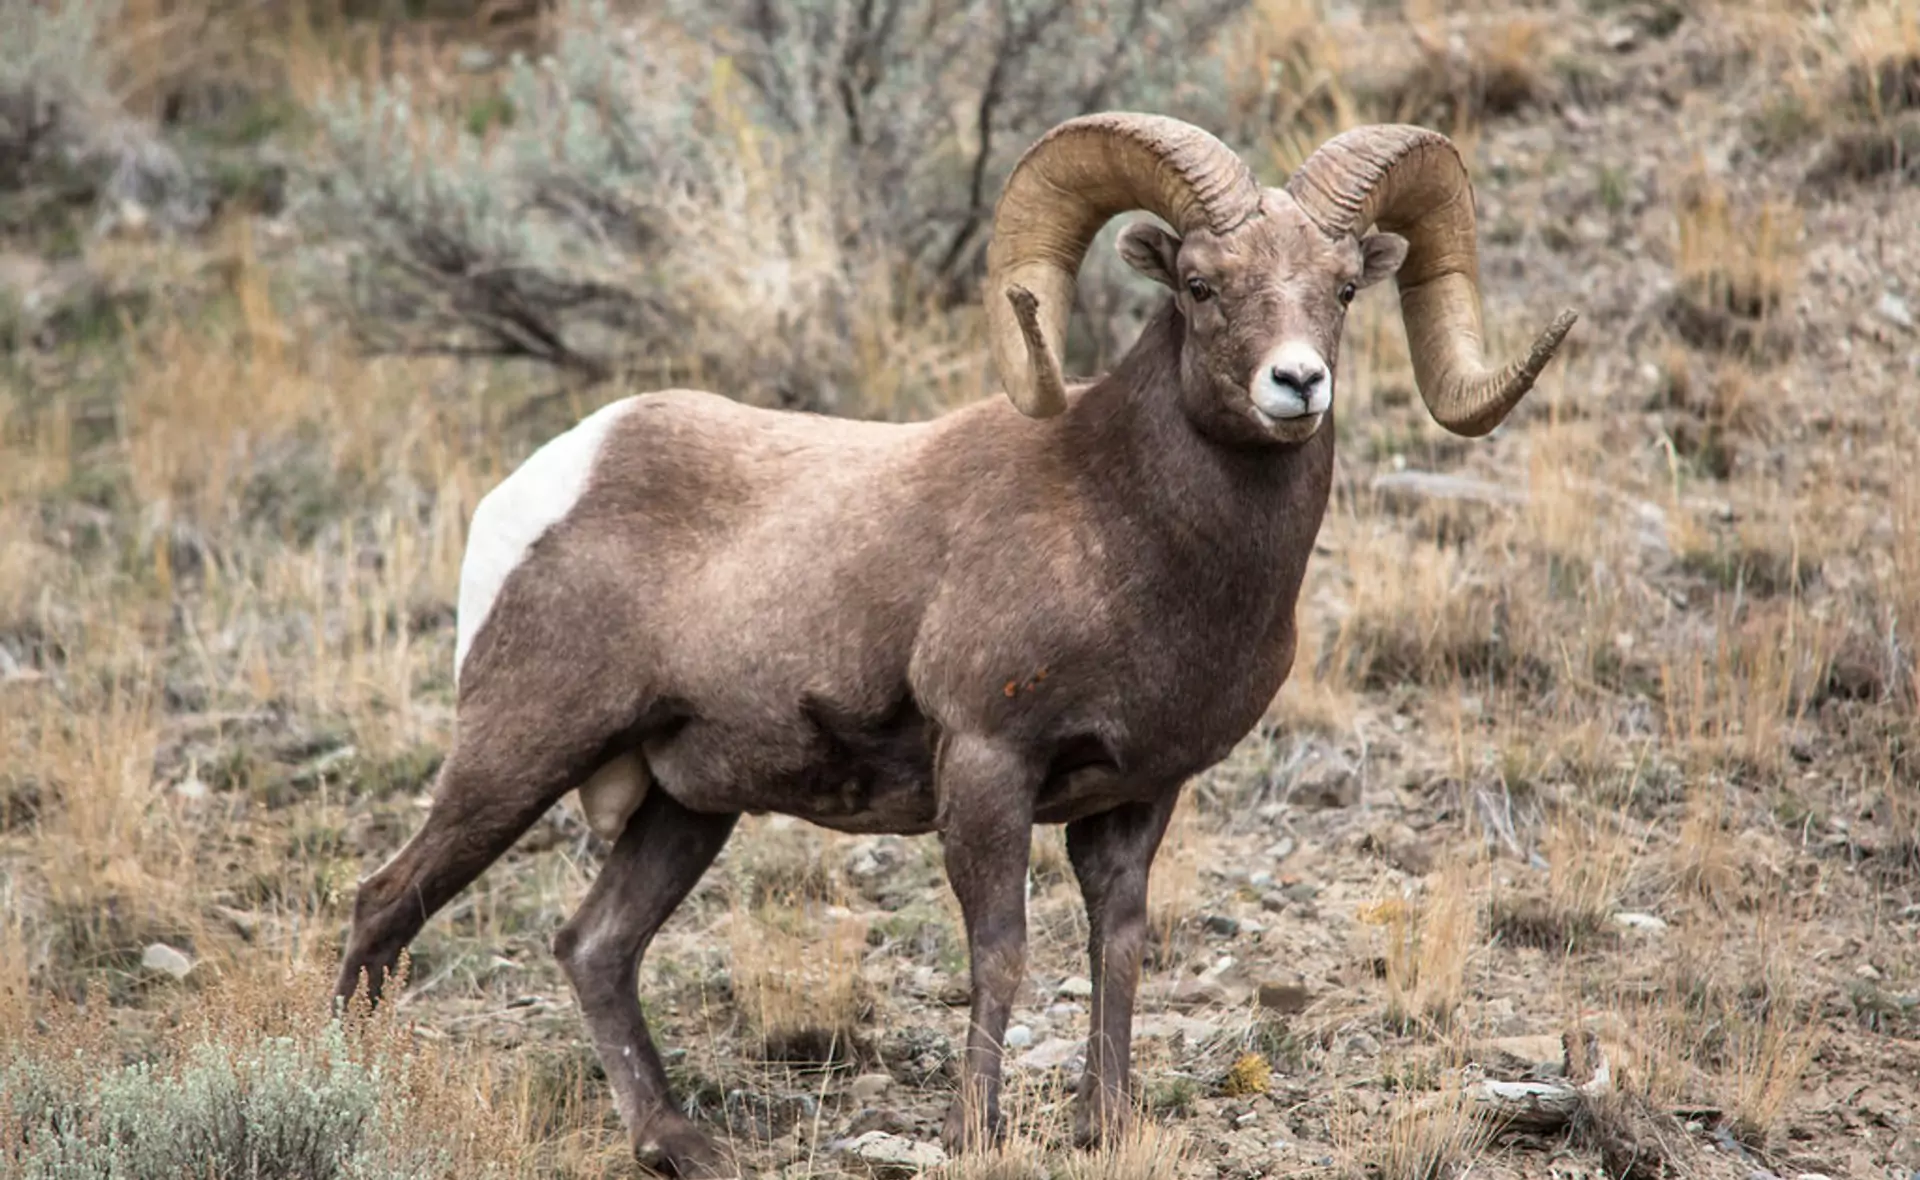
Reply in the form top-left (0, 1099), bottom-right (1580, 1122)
top-left (1251, 404), bottom-right (1317, 425)
top-left (1250, 405), bottom-right (1325, 439)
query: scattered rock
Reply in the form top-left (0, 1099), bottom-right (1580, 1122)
top-left (844, 1106), bottom-right (918, 1139)
top-left (1479, 1034), bottom-right (1571, 1078)
top-left (1263, 836), bottom-right (1297, 862)
top-left (1204, 914), bottom-right (1241, 937)
top-left (1016, 1037), bottom-right (1083, 1071)
top-left (1256, 982), bottom-right (1312, 1015)
top-left (456, 46), bottom-right (499, 73)
top-left (1360, 824), bottom-right (1434, 876)
top-left (848, 1073), bottom-right (894, 1105)
top-left (1612, 911), bottom-right (1669, 933)
top-left (839, 1130), bottom-right (947, 1178)
top-left (1603, 23), bottom-right (1638, 51)
top-left (210, 906), bottom-right (260, 942)
top-left (1003, 1024), bottom-right (1034, 1049)
top-left (1056, 976), bottom-right (1093, 999)
top-left (845, 838), bottom-right (906, 882)
top-left (1371, 470), bottom-right (1527, 511)
top-left (1878, 291), bottom-right (1915, 332)
top-left (1135, 1014), bottom-right (1220, 1044)
top-left (1281, 881), bottom-right (1320, 906)
top-left (141, 942), bottom-right (194, 980)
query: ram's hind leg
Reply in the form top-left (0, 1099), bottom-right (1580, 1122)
top-left (332, 740), bottom-right (574, 1009)
top-left (333, 666), bottom-right (643, 1012)
top-left (555, 787), bottom-right (738, 1177)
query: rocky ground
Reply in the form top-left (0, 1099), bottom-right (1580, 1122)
top-left (3, 0), bottom-right (1918, 1177)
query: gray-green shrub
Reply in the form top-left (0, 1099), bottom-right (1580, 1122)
top-left (1, 1021), bottom-right (472, 1180)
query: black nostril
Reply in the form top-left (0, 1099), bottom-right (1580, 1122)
top-left (1271, 364), bottom-right (1326, 393)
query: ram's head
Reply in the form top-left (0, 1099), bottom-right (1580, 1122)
top-left (984, 113), bottom-right (1578, 445)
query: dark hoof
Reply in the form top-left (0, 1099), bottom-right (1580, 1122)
top-left (1072, 1101), bottom-right (1131, 1150)
top-left (635, 1117), bottom-right (736, 1179)
top-left (941, 1098), bottom-right (1004, 1156)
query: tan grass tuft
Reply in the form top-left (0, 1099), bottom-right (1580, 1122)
top-left (1339, 1065), bottom-right (1492, 1180)
top-left (727, 860), bottom-right (872, 1065)
top-left (1054, 1118), bottom-right (1192, 1180)
top-left (1359, 858), bottom-right (1478, 1034)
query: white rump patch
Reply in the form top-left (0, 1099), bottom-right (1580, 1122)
top-left (455, 396), bottom-right (637, 683)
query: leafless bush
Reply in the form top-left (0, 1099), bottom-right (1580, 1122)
top-left (305, 0), bottom-right (1265, 416)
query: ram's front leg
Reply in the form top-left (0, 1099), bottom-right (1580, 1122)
top-left (1065, 789), bottom-right (1180, 1148)
top-left (936, 734), bottom-right (1041, 1155)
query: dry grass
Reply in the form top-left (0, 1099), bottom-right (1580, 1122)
top-left (1672, 171), bottom-right (1803, 325)
top-left (5, 0), bottom-right (1918, 1176)
top-left (1053, 1120), bottom-right (1192, 1180)
top-left (1337, 1065), bottom-right (1492, 1180)
top-left (1360, 859), bottom-right (1479, 1034)
top-left (727, 877), bottom-right (873, 1065)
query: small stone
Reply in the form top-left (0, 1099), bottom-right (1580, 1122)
top-left (848, 1073), bottom-right (894, 1104)
top-left (116, 199), bottom-right (151, 236)
top-left (1044, 1002), bottom-right (1081, 1022)
top-left (1612, 911), bottom-right (1668, 933)
top-left (1016, 1037), bottom-right (1083, 1071)
top-left (1057, 976), bottom-right (1093, 999)
top-left (1241, 919), bottom-right (1265, 935)
top-left (1263, 836), bottom-right (1297, 862)
top-left (1879, 291), bottom-right (1915, 332)
top-left (1003, 1024), bottom-right (1034, 1049)
top-left (1343, 1031), bottom-right (1381, 1058)
top-left (1282, 882), bottom-right (1319, 905)
top-left (141, 943), bottom-right (193, 980)
top-left (1855, 963), bottom-right (1883, 982)
top-left (1249, 870), bottom-right (1275, 889)
top-left (1480, 1034), bottom-right (1569, 1077)
top-left (1604, 22), bottom-right (1638, 51)
top-left (211, 906), bottom-right (259, 941)
top-left (1256, 983), bottom-right (1311, 1015)
top-left (1203, 914), bottom-right (1241, 937)
top-left (841, 1130), bottom-right (947, 1177)
top-left (1371, 470), bottom-right (1526, 511)
top-left (1234, 1109), bottom-right (1261, 1126)
top-left (1260, 890), bottom-right (1288, 913)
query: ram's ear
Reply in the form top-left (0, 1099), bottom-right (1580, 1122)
top-left (1358, 232), bottom-right (1409, 289)
top-left (1118, 222), bottom-right (1182, 290)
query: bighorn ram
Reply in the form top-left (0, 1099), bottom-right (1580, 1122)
top-left (335, 112), bottom-right (1576, 1175)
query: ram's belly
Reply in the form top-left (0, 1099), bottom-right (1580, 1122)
top-left (634, 701), bottom-right (941, 835)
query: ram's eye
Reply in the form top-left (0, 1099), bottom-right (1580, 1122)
top-left (1185, 277), bottom-right (1214, 303)
top-left (1339, 282), bottom-right (1358, 305)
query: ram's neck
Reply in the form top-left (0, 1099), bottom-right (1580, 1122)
top-left (1061, 302), bottom-right (1336, 579)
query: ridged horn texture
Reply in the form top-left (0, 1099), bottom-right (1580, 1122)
top-left (985, 113), bottom-right (1262, 418)
top-left (1286, 125), bottom-right (1578, 437)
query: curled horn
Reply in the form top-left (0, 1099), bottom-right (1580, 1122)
top-left (1286, 125), bottom-right (1577, 436)
top-left (984, 112), bottom-right (1263, 418)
